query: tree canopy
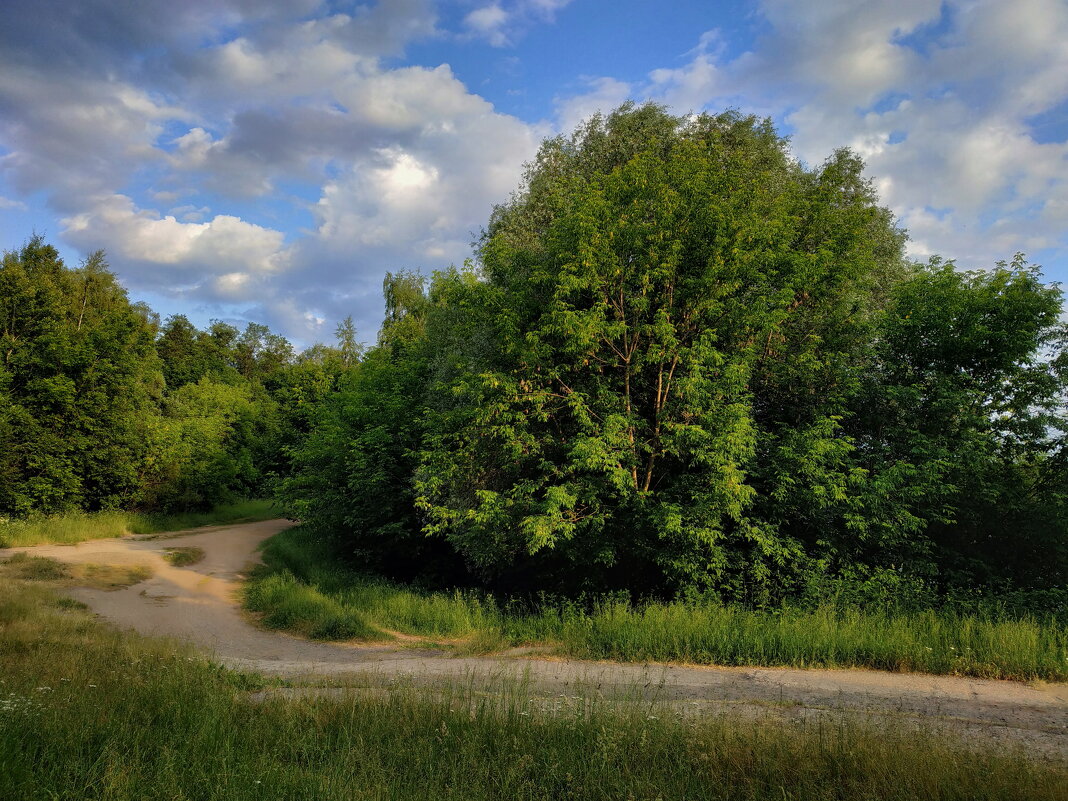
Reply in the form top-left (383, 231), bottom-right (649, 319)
top-left (0, 237), bottom-right (357, 517)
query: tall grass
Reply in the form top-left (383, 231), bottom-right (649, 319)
top-left (1, 576), bottom-right (1065, 800)
top-left (246, 526), bottom-right (1068, 681)
top-left (0, 498), bottom-right (279, 548)
top-left (529, 599), bottom-right (1068, 679)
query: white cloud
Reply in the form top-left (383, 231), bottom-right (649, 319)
top-left (465, 5), bottom-right (511, 47)
top-left (0, 196), bottom-right (26, 210)
top-left (0, 70), bottom-right (189, 208)
top-left (551, 0), bottom-right (1068, 274)
top-left (60, 193), bottom-right (288, 278)
top-left (4, 0), bottom-right (1063, 347)
top-left (462, 0), bottom-right (574, 47)
top-left (555, 77), bottom-right (634, 134)
top-left (647, 31), bottom-right (727, 113)
top-left (768, 0), bottom-right (1068, 269)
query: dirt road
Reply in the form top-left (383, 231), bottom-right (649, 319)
top-left (4, 519), bottom-right (1066, 760)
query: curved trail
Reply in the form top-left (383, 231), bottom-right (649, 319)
top-left (5, 519), bottom-right (1066, 760)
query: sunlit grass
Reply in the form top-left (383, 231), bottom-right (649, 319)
top-left (0, 498), bottom-right (279, 548)
top-left (245, 527), bottom-right (1068, 681)
top-left (0, 552), bottom-right (151, 591)
top-left (1, 575), bottom-right (1065, 800)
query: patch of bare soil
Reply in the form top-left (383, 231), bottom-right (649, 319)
top-left (4, 519), bottom-right (1066, 761)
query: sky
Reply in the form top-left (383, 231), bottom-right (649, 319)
top-left (1, 0), bottom-right (1066, 347)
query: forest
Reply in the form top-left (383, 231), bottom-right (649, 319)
top-left (3, 104), bottom-right (1066, 616)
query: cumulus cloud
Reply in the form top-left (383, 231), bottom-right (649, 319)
top-left (462, 0), bottom-right (574, 47)
top-left (555, 77), bottom-right (634, 134)
top-left (3, 0), bottom-right (1064, 347)
top-left (465, 5), bottom-right (511, 47)
top-left (766, 0), bottom-right (1068, 269)
top-left (554, 0), bottom-right (1068, 274)
top-left (0, 0), bottom-right (549, 343)
top-left (60, 193), bottom-right (288, 279)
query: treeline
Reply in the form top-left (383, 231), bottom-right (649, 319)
top-left (281, 105), bottom-right (1067, 607)
top-left (0, 238), bottom-right (357, 516)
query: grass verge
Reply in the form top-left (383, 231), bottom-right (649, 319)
top-left (245, 527), bottom-right (1068, 682)
top-left (1, 576), bottom-right (1065, 800)
top-left (0, 498), bottom-right (279, 548)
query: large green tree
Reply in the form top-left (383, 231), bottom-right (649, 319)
top-left (415, 105), bottom-right (911, 596)
top-left (0, 238), bottom-right (161, 515)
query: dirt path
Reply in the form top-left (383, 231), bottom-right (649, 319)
top-left (5, 519), bottom-right (1066, 760)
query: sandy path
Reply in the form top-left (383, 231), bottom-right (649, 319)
top-left (5, 519), bottom-right (1066, 760)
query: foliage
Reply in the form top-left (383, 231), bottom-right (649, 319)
top-left (0, 236), bottom-right (315, 517)
top-left (4, 102), bottom-right (1066, 615)
top-left (847, 257), bottom-right (1068, 590)
top-left (0, 238), bottom-right (161, 515)
top-left (277, 270), bottom-right (470, 581)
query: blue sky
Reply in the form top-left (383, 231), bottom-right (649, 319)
top-left (1, 0), bottom-right (1066, 346)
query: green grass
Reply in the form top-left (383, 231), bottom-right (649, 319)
top-left (0, 499), bottom-right (279, 548)
top-left (162, 546), bottom-right (206, 567)
top-left (245, 526), bottom-right (1068, 682)
top-left (1, 576), bottom-right (1065, 800)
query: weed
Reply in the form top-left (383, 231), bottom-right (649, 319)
top-left (0, 552), bottom-right (69, 581)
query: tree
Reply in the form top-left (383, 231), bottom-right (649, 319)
top-left (157, 314), bottom-right (205, 389)
top-left (275, 103), bottom-right (1066, 606)
top-left (142, 375), bottom-right (280, 512)
top-left (279, 271), bottom-right (469, 582)
top-left (847, 256), bottom-right (1068, 591)
top-left (0, 238), bottom-right (161, 515)
top-left (416, 104), bottom-right (911, 597)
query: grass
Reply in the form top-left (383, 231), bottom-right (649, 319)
top-left (0, 498), bottom-right (279, 548)
top-left (0, 552), bottom-right (151, 591)
top-left (245, 526), bottom-right (1068, 682)
top-left (1, 575), bottom-right (1066, 800)
top-left (163, 546), bottom-right (206, 567)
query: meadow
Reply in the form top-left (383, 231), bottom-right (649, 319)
top-left (0, 498), bottom-right (278, 548)
top-left (2, 564), bottom-right (1066, 801)
top-left (245, 527), bottom-right (1068, 682)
